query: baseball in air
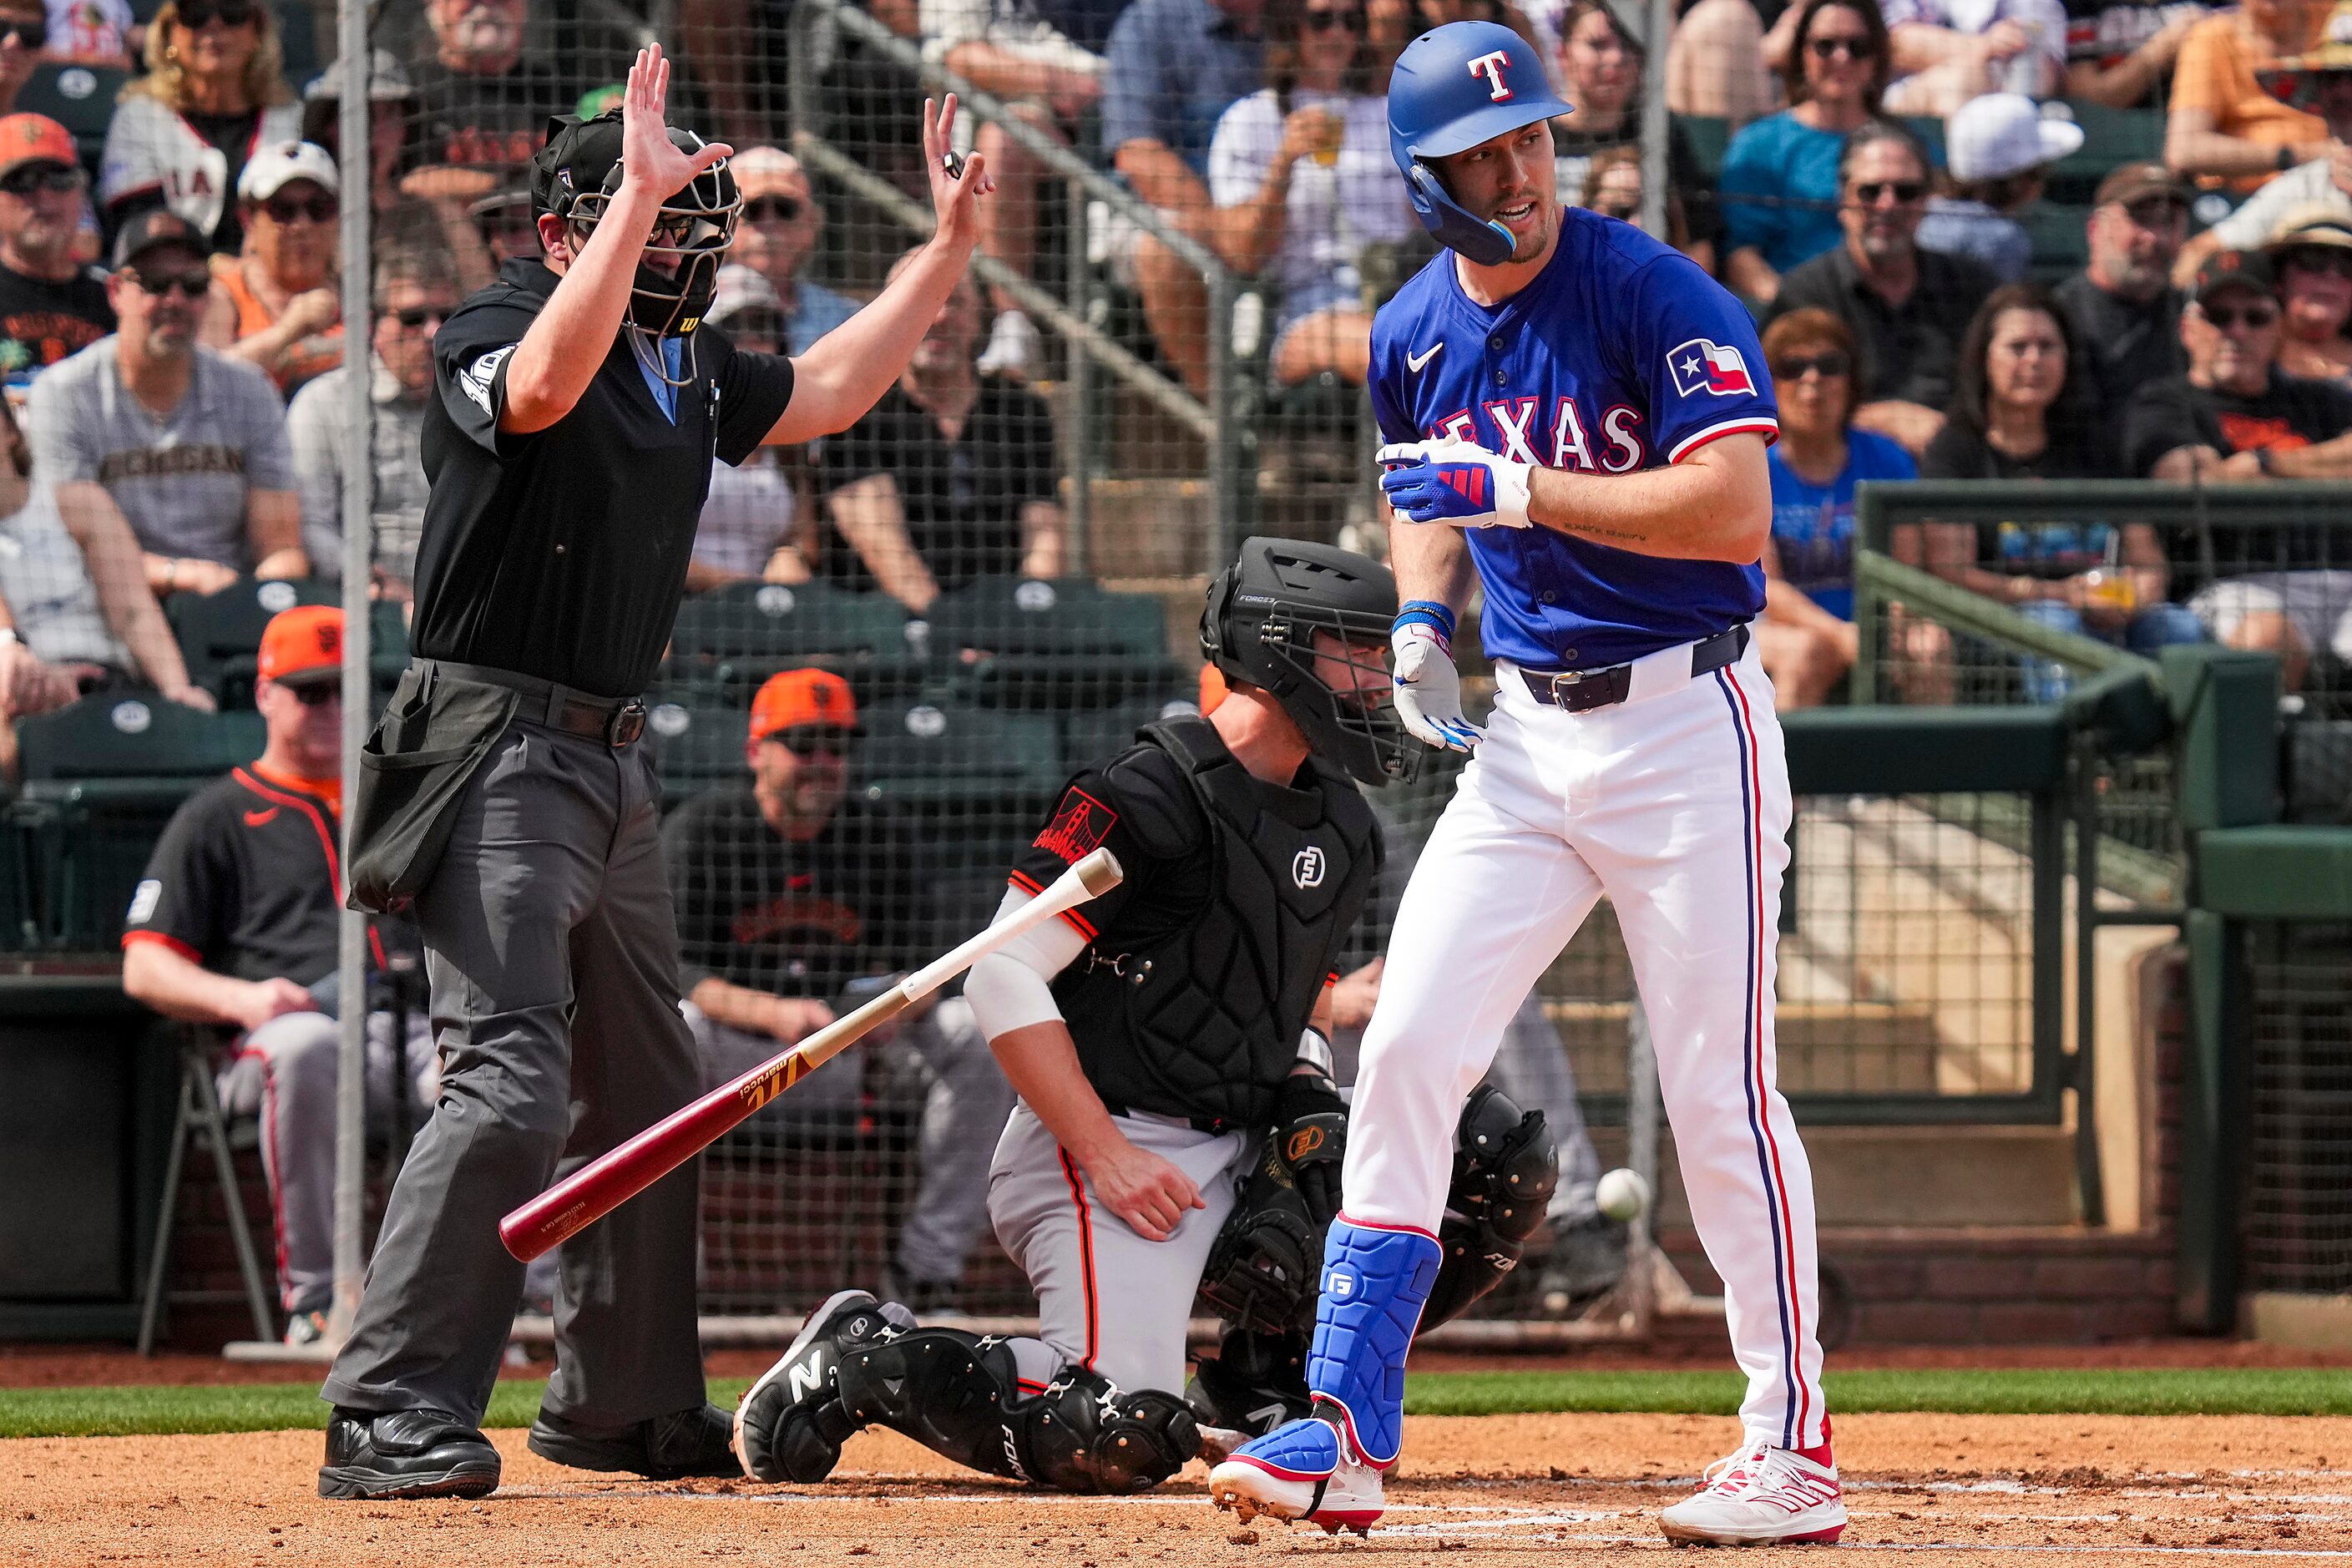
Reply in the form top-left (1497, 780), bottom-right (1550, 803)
top-left (1596, 1167), bottom-right (1650, 1222)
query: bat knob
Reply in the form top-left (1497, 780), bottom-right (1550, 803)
top-left (1073, 847), bottom-right (1124, 897)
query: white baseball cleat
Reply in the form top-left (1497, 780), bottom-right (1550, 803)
top-left (1207, 1417), bottom-right (1386, 1535)
top-left (1659, 1439), bottom-right (1848, 1546)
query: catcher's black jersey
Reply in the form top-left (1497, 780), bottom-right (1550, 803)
top-left (1007, 717), bottom-right (1381, 1130)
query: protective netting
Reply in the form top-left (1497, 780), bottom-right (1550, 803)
top-left (2245, 922), bottom-right (2352, 1297)
top-left (0, 0), bottom-right (2344, 1342)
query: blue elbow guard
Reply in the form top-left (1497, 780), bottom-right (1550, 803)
top-left (1304, 1218), bottom-right (1442, 1466)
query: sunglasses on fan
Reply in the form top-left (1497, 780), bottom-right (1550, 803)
top-left (0, 164), bottom-right (79, 199)
top-left (175, 0), bottom-right (256, 27)
top-left (119, 268), bottom-right (211, 299)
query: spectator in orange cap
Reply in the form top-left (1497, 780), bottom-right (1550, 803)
top-left (0, 113), bottom-right (112, 379)
top-left (662, 668), bottom-right (1014, 1312)
top-left (120, 606), bottom-right (448, 1348)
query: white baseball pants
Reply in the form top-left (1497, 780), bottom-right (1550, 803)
top-left (1346, 636), bottom-right (1828, 1449)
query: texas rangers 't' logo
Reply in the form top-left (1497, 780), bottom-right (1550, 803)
top-left (1667, 338), bottom-right (1756, 398)
top-left (1466, 48), bottom-right (1514, 100)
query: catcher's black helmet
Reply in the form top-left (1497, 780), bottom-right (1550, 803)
top-left (1201, 538), bottom-right (1412, 787)
top-left (530, 110), bottom-right (740, 361)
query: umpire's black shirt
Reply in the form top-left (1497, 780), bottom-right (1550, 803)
top-left (409, 257), bottom-right (798, 698)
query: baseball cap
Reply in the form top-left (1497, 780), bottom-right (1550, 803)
top-left (529, 111), bottom-right (624, 222)
top-left (0, 114), bottom-right (76, 180)
top-left (2191, 248), bottom-right (2278, 302)
top-left (110, 208), bottom-right (203, 271)
top-left (301, 49), bottom-right (412, 104)
top-left (749, 669), bottom-right (862, 743)
top-left (1944, 94), bottom-right (2084, 183)
top-left (2267, 201), bottom-right (2352, 253)
top-left (2091, 160), bottom-right (2190, 210)
top-left (2260, 0), bottom-right (2352, 107)
top-left (239, 139), bottom-right (339, 202)
top-left (258, 605), bottom-right (343, 690)
top-left (708, 263), bottom-right (783, 327)
top-left (728, 146), bottom-right (812, 203)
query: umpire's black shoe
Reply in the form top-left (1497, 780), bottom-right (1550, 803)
top-left (527, 1401), bottom-right (739, 1479)
top-left (734, 1288), bottom-right (917, 1483)
top-left (318, 1407), bottom-right (502, 1500)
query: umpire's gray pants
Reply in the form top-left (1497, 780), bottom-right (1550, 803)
top-left (322, 719), bottom-right (706, 1429)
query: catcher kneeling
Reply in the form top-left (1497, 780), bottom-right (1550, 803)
top-left (731, 540), bottom-right (1559, 1495)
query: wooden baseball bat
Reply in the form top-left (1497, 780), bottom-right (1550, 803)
top-left (498, 847), bottom-right (1124, 1262)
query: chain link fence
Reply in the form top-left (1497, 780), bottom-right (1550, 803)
top-left (3, 0), bottom-right (2348, 1343)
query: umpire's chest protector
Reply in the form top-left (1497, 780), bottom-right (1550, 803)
top-left (1055, 717), bottom-right (1380, 1130)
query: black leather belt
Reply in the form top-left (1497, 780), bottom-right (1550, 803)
top-left (415, 659), bottom-right (648, 749)
top-left (1519, 625), bottom-right (1750, 714)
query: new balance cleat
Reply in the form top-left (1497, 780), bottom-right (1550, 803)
top-left (1659, 1439), bottom-right (1847, 1546)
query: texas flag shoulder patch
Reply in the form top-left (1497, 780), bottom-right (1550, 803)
top-left (1667, 338), bottom-right (1756, 398)
top-left (1034, 786), bottom-right (1119, 866)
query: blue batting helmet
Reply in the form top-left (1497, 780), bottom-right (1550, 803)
top-left (1387, 22), bottom-right (1571, 266)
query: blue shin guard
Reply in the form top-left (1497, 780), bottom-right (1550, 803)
top-left (1305, 1218), bottom-right (1442, 1466)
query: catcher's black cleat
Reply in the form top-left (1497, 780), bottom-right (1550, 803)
top-left (734, 1289), bottom-right (917, 1483)
top-left (527, 1401), bottom-right (738, 1479)
top-left (318, 1407), bottom-right (502, 1500)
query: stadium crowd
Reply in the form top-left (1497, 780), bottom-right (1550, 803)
top-left (0, 0), bottom-right (2348, 1337)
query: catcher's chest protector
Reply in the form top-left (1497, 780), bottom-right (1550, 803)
top-left (1055, 717), bottom-right (1379, 1130)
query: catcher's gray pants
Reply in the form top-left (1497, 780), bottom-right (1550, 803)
top-left (322, 719), bottom-right (706, 1429)
top-left (987, 1103), bottom-right (1254, 1397)
top-left (685, 996), bottom-right (1012, 1288)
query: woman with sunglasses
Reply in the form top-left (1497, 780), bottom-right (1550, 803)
top-left (1719, 0), bottom-right (1890, 306)
top-left (1548, 0), bottom-right (1717, 269)
top-left (98, 0), bottom-right (300, 255)
top-left (1917, 283), bottom-right (2201, 696)
top-left (2267, 204), bottom-right (2352, 386)
top-left (200, 139), bottom-right (342, 393)
top-left (1206, 0), bottom-right (1414, 389)
top-left (1757, 307), bottom-right (1933, 708)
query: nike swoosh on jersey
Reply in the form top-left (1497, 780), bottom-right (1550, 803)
top-left (1406, 342), bottom-right (1444, 372)
top-left (243, 808), bottom-right (278, 827)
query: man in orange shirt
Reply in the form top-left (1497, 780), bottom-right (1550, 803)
top-left (2167, 0), bottom-right (2337, 189)
top-left (119, 607), bottom-right (438, 1345)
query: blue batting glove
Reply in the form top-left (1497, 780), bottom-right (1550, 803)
top-left (1376, 438), bottom-right (1532, 529)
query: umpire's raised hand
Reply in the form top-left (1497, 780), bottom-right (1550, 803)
top-left (921, 93), bottom-right (996, 256)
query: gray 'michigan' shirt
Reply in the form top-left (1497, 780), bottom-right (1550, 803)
top-left (24, 336), bottom-right (296, 570)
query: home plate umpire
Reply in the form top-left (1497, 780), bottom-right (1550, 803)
top-left (315, 45), bottom-right (994, 1500)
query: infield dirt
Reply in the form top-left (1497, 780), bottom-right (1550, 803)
top-left (8, 1410), bottom-right (2351, 1565)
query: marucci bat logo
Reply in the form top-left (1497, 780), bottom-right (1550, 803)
top-left (736, 1054), bottom-right (811, 1114)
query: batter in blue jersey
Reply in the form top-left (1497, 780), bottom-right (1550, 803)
top-left (1369, 205), bottom-right (1779, 670)
top-left (1210, 19), bottom-right (1844, 1550)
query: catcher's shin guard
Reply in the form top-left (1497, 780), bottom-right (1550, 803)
top-left (1304, 1217), bottom-right (1442, 1466)
top-left (836, 1328), bottom-right (1199, 1494)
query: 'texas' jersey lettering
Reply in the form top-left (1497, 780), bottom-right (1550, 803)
top-left (1369, 208), bottom-right (1780, 671)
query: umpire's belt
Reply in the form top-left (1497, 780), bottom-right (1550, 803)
top-left (413, 660), bottom-right (648, 748)
top-left (1518, 625), bottom-right (1749, 714)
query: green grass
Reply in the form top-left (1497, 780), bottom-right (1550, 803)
top-left (7, 1368), bottom-right (2352, 1440)
top-left (1405, 1368), bottom-right (2352, 1420)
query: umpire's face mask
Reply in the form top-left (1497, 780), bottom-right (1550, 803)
top-left (563, 131), bottom-right (741, 377)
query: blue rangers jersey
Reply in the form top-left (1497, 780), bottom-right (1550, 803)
top-left (1369, 207), bottom-right (1779, 670)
